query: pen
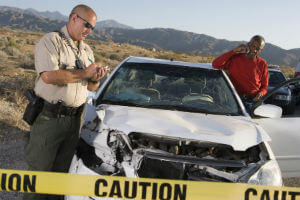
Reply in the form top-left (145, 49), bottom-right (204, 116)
top-left (88, 58), bottom-right (93, 63)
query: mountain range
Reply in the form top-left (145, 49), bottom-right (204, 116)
top-left (0, 6), bottom-right (299, 66)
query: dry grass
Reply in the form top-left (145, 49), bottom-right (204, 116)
top-left (281, 65), bottom-right (296, 78)
top-left (87, 39), bottom-right (214, 70)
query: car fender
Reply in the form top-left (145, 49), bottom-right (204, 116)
top-left (253, 117), bottom-right (300, 178)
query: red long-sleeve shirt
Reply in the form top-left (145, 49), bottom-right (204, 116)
top-left (212, 50), bottom-right (268, 96)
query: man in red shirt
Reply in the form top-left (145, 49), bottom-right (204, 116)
top-left (212, 35), bottom-right (268, 102)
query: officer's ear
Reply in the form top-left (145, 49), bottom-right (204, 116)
top-left (70, 13), bottom-right (77, 22)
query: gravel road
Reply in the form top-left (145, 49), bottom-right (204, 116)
top-left (0, 129), bottom-right (27, 200)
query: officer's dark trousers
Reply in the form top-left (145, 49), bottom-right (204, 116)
top-left (23, 108), bottom-right (82, 200)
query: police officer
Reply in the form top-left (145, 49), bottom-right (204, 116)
top-left (23, 4), bottom-right (108, 200)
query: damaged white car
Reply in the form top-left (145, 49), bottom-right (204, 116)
top-left (67, 57), bottom-right (300, 199)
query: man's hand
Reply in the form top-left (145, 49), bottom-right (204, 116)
top-left (233, 44), bottom-right (250, 54)
top-left (84, 62), bottom-right (98, 79)
top-left (87, 64), bottom-right (110, 91)
top-left (253, 92), bottom-right (262, 101)
top-left (40, 63), bottom-right (108, 86)
top-left (90, 63), bottom-right (110, 82)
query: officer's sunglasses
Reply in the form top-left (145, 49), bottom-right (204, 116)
top-left (76, 14), bottom-right (95, 31)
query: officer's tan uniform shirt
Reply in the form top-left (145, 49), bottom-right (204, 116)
top-left (34, 26), bottom-right (94, 107)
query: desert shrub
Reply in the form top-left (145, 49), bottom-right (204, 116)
top-left (99, 52), bottom-right (107, 57)
top-left (122, 53), bottom-right (130, 59)
top-left (94, 54), bottom-right (104, 62)
top-left (156, 54), bottom-right (172, 60)
top-left (0, 74), bottom-right (35, 105)
top-left (21, 54), bottom-right (35, 69)
top-left (6, 39), bottom-right (19, 49)
top-left (16, 40), bottom-right (23, 45)
top-left (4, 46), bottom-right (23, 57)
top-left (109, 53), bottom-right (121, 61)
top-left (0, 50), bottom-right (8, 58)
top-left (155, 54), bottom-right (167, 60)
top-left (280, 66), bottom-right (295, 78)
top-left (26, 39), bottom-right (36, 45)
top-left (0, 40), bottom-right (6, 47)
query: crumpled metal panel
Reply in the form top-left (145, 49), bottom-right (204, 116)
top-left (88, 104), bottom-right (270, 151)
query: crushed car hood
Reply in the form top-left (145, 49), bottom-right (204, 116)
top-left (94, 105), bottom-right (271, 151)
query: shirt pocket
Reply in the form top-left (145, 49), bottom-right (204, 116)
top-left (59, 46), bottom-right (77, 70)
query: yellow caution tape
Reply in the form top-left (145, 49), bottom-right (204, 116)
top-left (1, 168), bottom-right (300, 200)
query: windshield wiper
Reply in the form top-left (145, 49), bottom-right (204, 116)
top-left (101, 99), bottom-right (139, 107)
top-left (145, 104), bottom-right (219, 114)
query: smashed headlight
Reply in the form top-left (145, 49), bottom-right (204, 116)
top-left (248, 160), bottom-right (282, 186)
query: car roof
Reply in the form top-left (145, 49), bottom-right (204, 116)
top-left (126, 56), bottom-right (214, 70)
top-left (268, 68), bottom-right (282, 73)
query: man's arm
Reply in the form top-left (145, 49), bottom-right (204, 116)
top-left (40, 62), bottom-right (98, 85)
top-left (212, 44), bottom-right (249, 70)
top-left (212, 51), bottom-right (238, 70)
top-left (259, 63), bottom-right (269, 96)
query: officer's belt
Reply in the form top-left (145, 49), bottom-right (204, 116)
top-left (43, 101), bottom-right (84, 116)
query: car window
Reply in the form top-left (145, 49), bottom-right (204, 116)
top-left (269, 71), bottom-right (286, 86)
top-left (97, 63), bottom-right (241, 115)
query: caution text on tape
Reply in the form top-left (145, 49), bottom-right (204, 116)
top-left (1, 169), bottom-right (300, 200)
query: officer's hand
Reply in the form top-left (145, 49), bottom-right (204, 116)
top-left (233, 44), bottom-right (249, 54)
top-left (90, 64), bottom-right (110, 81)
top-left (84, 62), bottom-right (98, 78)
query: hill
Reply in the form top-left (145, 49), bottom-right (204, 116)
top-left (0, 6), bottom-right (133, 30)
top-left (92, 27), bottom-right (300, 66)
top-left (94, 19), bottom-right (133, 29)
top-left (1, 6), bottom-right (299, 66)
top-left (0, 6), bottom-right (68, 21)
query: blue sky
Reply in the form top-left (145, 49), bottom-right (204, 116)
top-left (1, 0), bottom-right (300, 50)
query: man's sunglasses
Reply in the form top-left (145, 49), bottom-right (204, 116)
top-left (76, 14), bottom-right (95, 30)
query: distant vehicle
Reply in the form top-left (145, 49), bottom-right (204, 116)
top-left (293, 61), bottom-right (300, 104)
top-left (66, 57), bottom-right (300, 200)
top-left (265, 66), bottom-right (295, 114)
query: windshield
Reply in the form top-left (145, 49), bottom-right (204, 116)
top-left (269, 71), bottom-right (286, 86)
top-left (97, 62), bottom-right (241, 115)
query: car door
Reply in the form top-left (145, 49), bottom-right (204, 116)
top-left (253, 114), bottom-right (300, 178)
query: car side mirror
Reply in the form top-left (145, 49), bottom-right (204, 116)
top-left (253, 104), bottom-right (282, 118)
top-left (250, 77), bottom-right (300, 117)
